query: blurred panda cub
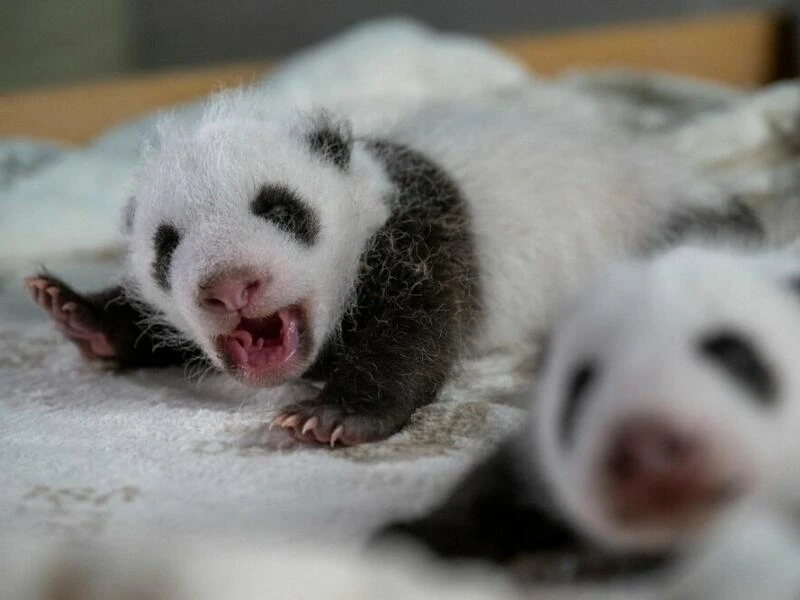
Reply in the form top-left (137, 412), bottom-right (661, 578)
top-left (382, 242), bottom-right (800, 570)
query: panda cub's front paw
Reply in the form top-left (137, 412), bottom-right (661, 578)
top-left (271, 398), bottom-right (403, 447)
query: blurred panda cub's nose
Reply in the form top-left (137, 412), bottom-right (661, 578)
top-left (603, 418), bottom-right (716, 524)
top-left (199, 273), bottom-right (265, 313)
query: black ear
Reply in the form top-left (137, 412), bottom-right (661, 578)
top-left (306, 112), bottom-right (353, 170)
top-left (121, 195), bottom-right (136, 234)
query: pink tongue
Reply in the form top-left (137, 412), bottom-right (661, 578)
top-left (225, 331), bottom-right (252, 366)
top-left (223, 309), bottom-right (302, 370)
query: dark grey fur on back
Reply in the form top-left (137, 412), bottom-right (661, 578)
top-left (296, 139), bottom-right (482, 442)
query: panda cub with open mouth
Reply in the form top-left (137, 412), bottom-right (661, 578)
top-left (381, 243), bottom-right (800, 575)
top-left (25, 90), bottom-right (760, 447)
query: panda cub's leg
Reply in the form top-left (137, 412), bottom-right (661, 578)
top-left (377, 435), bottom-right (671, 577)
top-left (378, 436), bottom-right (581, 561)
top-left (271, 272), bottom-right (468, 446)
top-left (24, 274), bottom-right (203, 369)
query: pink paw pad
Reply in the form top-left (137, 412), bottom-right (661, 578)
top-left (24, 277), bottom-right (116, 360)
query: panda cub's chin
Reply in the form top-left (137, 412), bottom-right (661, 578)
top-left (212, 303), bottom-right (311, 387)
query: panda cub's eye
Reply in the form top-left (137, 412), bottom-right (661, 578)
top-left (250, 184), bottom-right (320, 246)
top-left (152, 223), bottom-right (181, 290)
top-left (560, 362), bottom-right (598, 447)
top-left (698, 329), bottom-right (777, 407)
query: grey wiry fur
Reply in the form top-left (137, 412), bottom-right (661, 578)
top-left (288, 140), bottom-right (480, 444)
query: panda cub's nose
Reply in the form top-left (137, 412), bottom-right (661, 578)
top-left (199, 275), bottom-right (265, 313)
top-left (603, 418), bottom-right (716, 525)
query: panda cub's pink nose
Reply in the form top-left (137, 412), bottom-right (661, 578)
top-left (603, 418), bottom-right (718, 525)
top-left (199, 276), bottom-right (265, 313)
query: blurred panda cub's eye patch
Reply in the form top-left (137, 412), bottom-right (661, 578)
top-left (152, 223), bottom-right (181, 290)
top-left (698, 329), bottom-right (777, 407)
top-left (561, 362), bottom-right (598, 446)
top-left (250, 184), bottom-right (320, 246)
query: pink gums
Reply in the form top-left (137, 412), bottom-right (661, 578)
top-left (221, 307), bottom-right (302, 374)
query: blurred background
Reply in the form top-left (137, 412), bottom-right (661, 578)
top-left (2, 0), bottom-right (798, 92)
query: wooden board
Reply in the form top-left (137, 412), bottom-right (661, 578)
top-left (0, 10), bottom-right (785, 145)
top-left (501, 9), bottom-right (784, 84)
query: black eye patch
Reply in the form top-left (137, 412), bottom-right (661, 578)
top-left (152, 223), bottom-right (181, 290)
top-left (250, 184), bottom-right (320, 246)
top-left (560, 362), bottom-right (598, 447)
top-left (698, 329), bottom-right (777, 407)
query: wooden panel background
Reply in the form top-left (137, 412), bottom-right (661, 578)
top-left (0, 10), bottom-right (789, 145)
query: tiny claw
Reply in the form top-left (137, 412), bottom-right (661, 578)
top-left (280, 414), bottom-right (302, 430)
top-left (268, 415), bottom-right (287, 430)
top-left (25, 280), bottom-right (45, 298)
top-left (301, 416), bottom-right (319, 436)
top-left (61, 302), bottom-right (78, 313)
top-left (330, 425), bottom-right (345, 448)
top-left (45, 286), bottom-right (60, 298)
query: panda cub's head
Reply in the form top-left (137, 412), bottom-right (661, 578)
top-left (533, 244), bottom-right (800, 553)
top-left (124, 106), bottom-right (392, 386)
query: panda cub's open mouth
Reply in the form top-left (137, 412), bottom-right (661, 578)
top-left (216, 305), bottom-right (306, 383)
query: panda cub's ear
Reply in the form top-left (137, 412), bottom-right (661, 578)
top-left (121, 195), bottom-right (137, 234)
top-left (305, 111), bottom-right (353, 170)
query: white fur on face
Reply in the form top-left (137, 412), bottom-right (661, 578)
top-left (125, 114), bottom-right (392, 377)
top-left (532, 245), bottom-right (800, 552)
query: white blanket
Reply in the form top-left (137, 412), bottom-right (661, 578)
top-left (2, 18), bottom-right (800, 599)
